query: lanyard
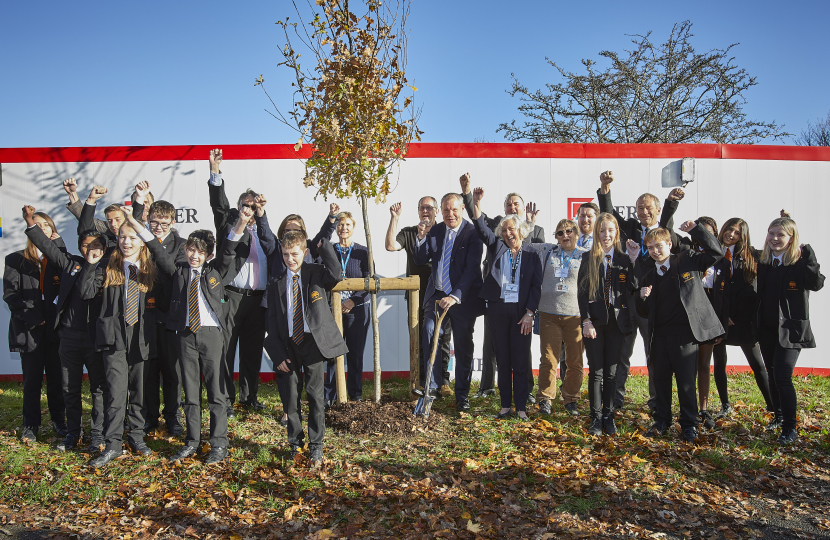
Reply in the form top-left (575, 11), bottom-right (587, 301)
top-left (336, 243), bottom-right (354, 278)
top-left (558, 248), bottom-right (575, 271)
top-left (508, 249), bottom-right (521, 284)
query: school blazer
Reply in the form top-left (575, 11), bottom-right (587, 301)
top-left (78, 202), bottom-right (144, 257)
top-left (635, 224), bottom-right (725, 344)
top-left (257, 211), bottom-right (337, 278)
top-left (755, 245), bottom-right (825, 349)
top-left (78, 259), bottom-right (168, 360)
top-left (576, 250), bottom-right (638, 333)
top-left (675, 238), bottom-right (731, 339)
top-left (3, 238), bottom-right (67, 352)
top-left (414, 219), bottom-right (484, 318)
top-left (722, 248), bottom-right (761, 346)
top-left (145, 232), bottom-right (241, 333)
top-left (207, 179), bottom-right (258, 284)
top-left (263, 239), bottom-right (349, 364)
top-left (473, 216), bottom-right (542, 312)
top-left (25, 226), bottom-right (103, 339)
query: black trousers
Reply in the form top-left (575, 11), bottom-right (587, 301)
top-left (759, 329), bottom-right (800, 432)
top-left (488, 302), bottom-right (531, 411)
top-left (282, 335), bottom-right (326, 448)
top-left (101, 323), bottom-right (146, 452)
top-left (479, 314), bottom-right (534, 393)
top-left (413, 298), bottom-right (452, 387)
top-left (58, 328), bottom-right (107, 442)
top-left (324, 306), bottom-right (369, 401)
top-left (651, 332), bottom-right (698, 430)
top-left (615, 294), bottom-right (655, 408)
top-left (712, 342), bottom-right (774, 411)
top-left (585, 312), bottom-right (625, 418)
top-left (20, 337), bottom-right (64, 429)
top-left (422, 293), bottom-right (476, 399)
top-left (223, 290), bottom-right (266, 404)
top-left (179, 326), bottom-right (228, 448)
top-left (144, 325), bottom-right (181, 423)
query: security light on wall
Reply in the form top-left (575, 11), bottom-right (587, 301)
top-left (681, 157), bottom-right (695, 186)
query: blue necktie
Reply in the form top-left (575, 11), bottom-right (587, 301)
top-left (441, 230), bottom-right (455, 293)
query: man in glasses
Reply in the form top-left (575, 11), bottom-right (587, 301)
top-left (385, 197), bottom-right (454, 397)
top-left (459, 174), bottom-right (545, 402)
top-left (132, 186), bottom-right (187, 436)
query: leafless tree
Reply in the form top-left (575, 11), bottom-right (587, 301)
top-left (794, 111), bottom-right (830, 146)
top-left (498, 21), bottom-right (789, 144)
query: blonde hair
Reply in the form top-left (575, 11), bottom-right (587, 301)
top-left (337, 211), bottom-right (356, 227)
top-left (580, 213), bottom-right (621, 301)
top-left (103, 223), bottom-right (157, 293)
top-left (760, 217), bottom-right (801, 266)
top-left (23, 212), bottom-right (57, 268)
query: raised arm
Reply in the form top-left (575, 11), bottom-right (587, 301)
top-left (385, 202), bottom-right (404, 251)
top-left (253, 194), bottom-right (277, 257)
top-left (131, 181), bottom-right (152, 223)
top-left (218, 206), bottom-right (255, 279)
top-left (596, 171), bottom-right (628, 231)
top-left (309, 203), bottom-right (339, 259)
top-left (683, 221), bottom-right (724, 271)
top-left (23, 206), bottom-right (72, 270)
top-left (123, 207), bottom-right (177, 277)
top-left (317, 238), bottom-right (344, 290)
top-left (472, 187), bottom-right (498, 248)
top-left (77, 248), bottom-right (106, 301)
top-left (207, 148), bottom-right (234, 232)
top-left (800, 245), bottom-right (825, 292)
top-left (79, 186), bottom-right (108, 237)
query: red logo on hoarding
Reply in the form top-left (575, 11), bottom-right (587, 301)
top-left (567, 198), bottom-right (595, 220)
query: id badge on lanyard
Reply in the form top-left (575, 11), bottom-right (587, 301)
top-left (503, 249), bottom-right (521, 303)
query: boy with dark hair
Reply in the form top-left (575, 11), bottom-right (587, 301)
top-left (263, 231), bottom-right (347, 466)
top-left (636, 223), bottom-right (725, 442)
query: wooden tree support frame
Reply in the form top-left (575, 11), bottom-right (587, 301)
top-left (330, 276), bottom-right (420, 405)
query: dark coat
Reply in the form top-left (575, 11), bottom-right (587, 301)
top-left (207, 179), bottom-right (257, 284)
top-left (257, 211), bottom-right (337, 277)
top-left (461, 191), bottom-right (545, 243)
top-left (3, 237), bottom-right (67, 352)
top-left (635, 224), bottom-right (725, 344)
top-left (77, 201), bottom-right (144, 257)
top-left (263, 239), bottom-right (349, 363)
top-left (414, 219), bottom-right (485, 319)
top-left (722, 247), bottom-right (761, 346)
top-left (755, 245), bottom-right (824, 349)
top-left (577, 249), bottom-right (638, 333)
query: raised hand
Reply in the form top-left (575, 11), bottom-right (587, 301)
top-left (85, 243), bottom-right (104, 265)
top-left (668, 188), bottom-right (685, 201)
top-left (87, 185), bottom-right (108, 203)
top-left (640, 285), bottom-right (652, 299)
top-left (780, 209), bottom-right (791, 218)
top-left (600, 171), bottom-right (614, 186)
top-left (417, 219), bottom-right (429, 240)
top-left (389, 202), bottom-right (402, 218)
top-left (626, 239), bottom-right (640, 260)
top-left (63, 178), bottom-right (77, 194)
top-left (119, 206), bottom-right (140, 225)
top-left (459, 173), bottom-right (471, 195)
top-left (525, 202), bottom-right (539, 223)
top-left (238, 204), bottom-right (255, 223)
top-left (472, 187), bottom-right (485, 205)
top-left (330, 202), bottom-right (340, 216)
top-left (209, 148), bottom-right (223, 173)
top-left (134, 181), bottom-right (151, 203)
top-left (679, 220), bottom-right (696, 233)
top-left (21, 205), bottom-right (36, 226)
top-left (254, 194), bottom-right (267, 217)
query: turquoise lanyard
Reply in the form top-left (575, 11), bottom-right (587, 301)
top-left (336, 244), bottom-right (354, 279)
top-left (558, 248), bottom-right (575, 271)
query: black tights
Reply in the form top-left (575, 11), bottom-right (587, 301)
top-left (712, 342), bottom-right (774, 412)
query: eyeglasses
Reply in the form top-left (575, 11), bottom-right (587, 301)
top-left (149, 220), bottom-right (173, 231)
top-left (556, 229), bottom-right (575, 237)
top-left (418, 205), bottom-right (436, 211)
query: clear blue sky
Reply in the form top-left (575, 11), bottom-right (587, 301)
top-left (1, 0), bottom-right (827, 148)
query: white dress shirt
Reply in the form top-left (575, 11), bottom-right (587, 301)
top-left (123, 260), bottom-right (141, 304)
top-left (185, 266), bottom-right (221, 328)
top-left (286, 268), bottom-right (310, 338)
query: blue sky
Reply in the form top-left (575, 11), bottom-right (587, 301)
top-left (0, 0), bottom-right (827, 147)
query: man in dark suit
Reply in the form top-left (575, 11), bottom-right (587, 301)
top-left (596, 171), bottom-right (682, 412)
top-left (263, 231), bottom-right (347, 466)
top-left (459, 174), bottom-right (544, 401)
top-left (415, 193), bottom-right (484, 412)
top-left (636, 222), bottom-right (725, 442)
top-left (207, 149), bottom-right (269, 415)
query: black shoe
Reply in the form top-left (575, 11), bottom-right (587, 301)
top-left (681, 427), bottom-right (697, 443)
top-left (516, 413), bottom-right (530, 422)
top-left (227, 407), bottom-right (236, 419)
top-left (495, 410), bottom-right (513, 420)
top-left (128, 440), bottom-right (153, 456)
top-left (603, 416), bottom-right (617, 435)
top-left (20, 426), bottom-right (38, 443)
top-left (778, 429), bottom-right (798, 445)
top-left (243, 400), bottom-right (267, 412)
top-left (52, 421), bottom-right (68, 438)
top-left (310, 446), bottom-right (323, 467)
top-left (165, 417), bottom-right (184, 437)
top-left (87, 439), bottom-right (104, 454)
top-left (587, 417), bottom-right (602, 436)
top-left (457, 398), bottom-right (471, 412)
top-left (427, 389), bottom-right (440, 398)
top-left (89, 449), bottom-right (121, 468)
top-left (614, 401), bottom-right (625, 410)
top-left (538, 400), bottom-right (552, 415)
top-left (646, 423), bottom-right (668, 438)
top-left (699, 410), bottom-right (715, 430)
top-left (350, 396), bottom-right (363, 402)
top-left (143, 420), bottom-right (160, 433)
top-left (169, 445), bottom-right (198, 462)
top-left (205, 446), bottom-right (229, 465)
top-left (527, 394), bottom-right (537, 405)
top-left (766, 413), bottom-right (783, 432)
top-left (564, 402), bottom-right (579, 417)
top-left (56, 435), bottom-right (78, 452)
top-left (289, 444), bottom-right (301, 458)
top-left (715, 402), bottom-right (734, 419)
top-left (473, 388), bottom-right (496, 399)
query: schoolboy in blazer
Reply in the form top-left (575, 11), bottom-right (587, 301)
top-left (414, 193), bottom-right (484, 412)
top-left (636, 222), bottom-right (724, 443)
top-left (263, 231), bottom-right (347, 466)
top-left (127, 206), bottom-right (249, 464)
top-left (24, 209), bottom-right (109, 453)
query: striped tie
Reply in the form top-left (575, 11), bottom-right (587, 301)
top-left (773, 259), bottom-right (781, 268)
top-left (604, 255), bottom-right (612, 306)
top-left (441, 230), bottom-right (454, 293)
top-left (188, 270), bottom-right (201, 332)
top-left (292, 275), bottom-right (304, 345)
top-left (125, 265), bottom-right (139, 326)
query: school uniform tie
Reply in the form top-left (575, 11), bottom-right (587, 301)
top-left (773, 259), bottom-right (781, 268)
top-left (440, 230), bottom-right (455, 294)
top-left (188, 270), bottom-right (201, 332)
top-left (292, 275), bottom-right (304, 345)
top-left (604, 255), bottom-right (612, 306)
top-left (725, 249), bottom-right (733, 277)
top-left (660, 265), bottom-right (668, 275)
top-left (125, 264), bottom-right (139, 326)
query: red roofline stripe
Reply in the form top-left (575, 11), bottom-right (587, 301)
top-left (0, 143), bottom-right (829, 163)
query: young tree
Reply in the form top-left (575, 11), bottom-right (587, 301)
top-left (794, 111), bottom-right (830, 146)
top-left (498, 21), bottom-right (789, 144)
top-left (258, 0), bottom-right (421, 402)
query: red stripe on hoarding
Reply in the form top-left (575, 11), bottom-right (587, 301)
top-left (1, 143), bottom-right (830, 163)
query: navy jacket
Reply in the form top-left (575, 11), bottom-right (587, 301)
top-left (577, 249), bottom-right (638, 333)
top-left (257, 211), bottom-right (336, 278)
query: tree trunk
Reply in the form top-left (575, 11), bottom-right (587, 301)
top-left (359, 194), bottom-right (382, 403)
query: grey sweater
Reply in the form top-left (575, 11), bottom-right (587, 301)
top-left (537, 244), bottom-right (588, 317)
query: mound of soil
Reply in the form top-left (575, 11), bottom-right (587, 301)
top-left (325, 399), bottom-right (444, 435)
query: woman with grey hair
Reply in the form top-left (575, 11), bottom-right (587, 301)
top-left (471, 188), bottom-right (542, 420)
